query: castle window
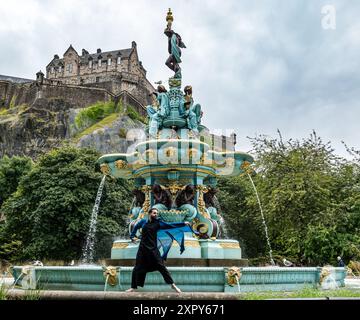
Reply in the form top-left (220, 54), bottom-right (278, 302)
top-left (51, 67), bottom-right (54, 73)
top-left (96, 77), bottom-right (100, 83)
top-left (117, 56), bottom-right (121, 64)
top-left (59, 66), bottom-right (62, 73)
top-left (89, 60), bottom-right (93, 68)
top-left (107, 58), bottom-right (111, 66)
top-left (67, 63), bottom-right (73, 73)
top-left (98, 59), bottom-right (102, 67)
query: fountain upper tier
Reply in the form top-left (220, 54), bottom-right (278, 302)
top-left (97, 128), bottom-right (253, 181)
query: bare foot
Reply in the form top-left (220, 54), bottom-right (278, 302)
top-left (171, 284), bottom-right (182, 293)
top-left (126, 288), bottom-right (136, 292)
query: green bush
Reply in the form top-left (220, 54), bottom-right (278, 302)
top-left (75, 101), bottom-right (117, 130)
top-left (126, 105), bottom-right (147, 124)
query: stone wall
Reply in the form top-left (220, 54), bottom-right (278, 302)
top-left (0, 81), bottom-right (113, 110)
top-left (39, 84), bottom-right (112, 108)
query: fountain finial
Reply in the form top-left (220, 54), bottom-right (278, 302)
top-left (166, 8), bottom-right (173, 30)
top-left (164, 8), bottom-right (186, 78)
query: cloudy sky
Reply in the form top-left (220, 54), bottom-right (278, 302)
top-left (1, 0), bottom-right (359, 157)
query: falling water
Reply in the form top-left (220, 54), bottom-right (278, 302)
top-left (246, 173), bottom-right (275, 266)
top-left (81, 175), bottom-right (106, 264)
top-left (218, 215), bottom-right (229, 239)
top-left (235, 275), bottom-right (241, 293)
top-left (104, 275), bottom-right (109, 292)
top-left (12, 273), bottom-right (24, 288)
top-left (213, 195), bottom-right (229, 239)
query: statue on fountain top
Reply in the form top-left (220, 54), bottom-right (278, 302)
top-left (164, 8), bottom-right (186, 79)
top-left (145, 9), bottom-right (203, 138)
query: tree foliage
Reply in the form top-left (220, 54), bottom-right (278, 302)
top-left (0, 147), bottom-right (133, 261)
top-left (0, 155), bottom-right (32, 208)
top-left (219, 131), bottom-right (360, 265)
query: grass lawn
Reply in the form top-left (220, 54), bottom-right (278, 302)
top-left (237, 287), bottom-right (360, 300)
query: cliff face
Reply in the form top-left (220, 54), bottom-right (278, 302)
top-left (0, 97), bottom-right (145, 159)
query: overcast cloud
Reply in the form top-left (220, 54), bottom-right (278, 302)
top-left (0, 0), bottom-right (359, 158)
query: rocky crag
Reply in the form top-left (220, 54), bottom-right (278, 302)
top-left (0, 97), bottom-right (146, 159)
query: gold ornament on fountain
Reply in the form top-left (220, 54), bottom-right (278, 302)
top-left (100, 163), bottom-right (111, 176)
top-left (164, 183), bottom-right (186, 205)
top-left (166, 182), bottom-right (185, 195)
top-left (187, 148), bottom-right (199, 159)
top-left (143, 149), bottom-right (157, 162)
top-left (140, 185), bottom-right (152, 218)
top-left (166, 8), bottom-right (173, 30)
top-left (241, 161), bottom-right (252, 174)
top-left (115, 160), bottom-right (128, 170)
top-left (227, 267), bottom-right (242, 286)
top-left (196, 185), bottom-right (210, 219)
top-left (319, 267), bottom-right (331, 285)
top-left (164, 146), bottom-right (177, 158)
top-left (103, 266), bottom-right (119, 286)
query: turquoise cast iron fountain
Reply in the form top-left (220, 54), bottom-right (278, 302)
top-left (11, 9), bottom-right (346, 293)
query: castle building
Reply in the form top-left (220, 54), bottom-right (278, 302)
top-left (45, 41), bottom-right (154, 108)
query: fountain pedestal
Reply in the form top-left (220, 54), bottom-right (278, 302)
top-left (110, 235), bottom-right (243, 261)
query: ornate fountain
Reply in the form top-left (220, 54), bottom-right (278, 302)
top-left (98, 8), bottom-right (253, 265)
top-left (11, 9), bottom-right (346, 293)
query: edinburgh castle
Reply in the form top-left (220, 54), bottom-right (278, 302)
top-left (1, 41), bottom-right (154, 114)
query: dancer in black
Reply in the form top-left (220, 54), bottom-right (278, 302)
top-left (126, 207), bottom-right (191, 293)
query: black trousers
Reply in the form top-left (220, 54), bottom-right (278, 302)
top-left (131, 262), bottom-right (174, 289)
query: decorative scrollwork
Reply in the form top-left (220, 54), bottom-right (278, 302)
top-left (220, 242), bottom-right (240, 249)
top-left (196, 185), bottom-right (210, 219)
top-left (167, 182), bottom-right (185, 195)
top-left (140, 185), bottom-right (152, 217)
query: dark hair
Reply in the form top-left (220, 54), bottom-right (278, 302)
top-left (148, 207), bottom-right (158, 214)
top-left (157, 85), bottom-right (167, 93)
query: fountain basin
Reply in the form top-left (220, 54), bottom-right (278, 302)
top-left (10, 266), bottom-right (347, 292)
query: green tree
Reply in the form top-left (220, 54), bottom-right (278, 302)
top-left (1, 147), bottom-right (133, 261)
top-left (217, 175), bottom-right (267, 259)
top-left (0, 155), bottom-right (33, 208)
top-left (239, 131), bottom-right (359, 265)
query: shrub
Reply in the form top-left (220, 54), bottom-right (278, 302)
top-left (75, 101), bottom-right (117, 130)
